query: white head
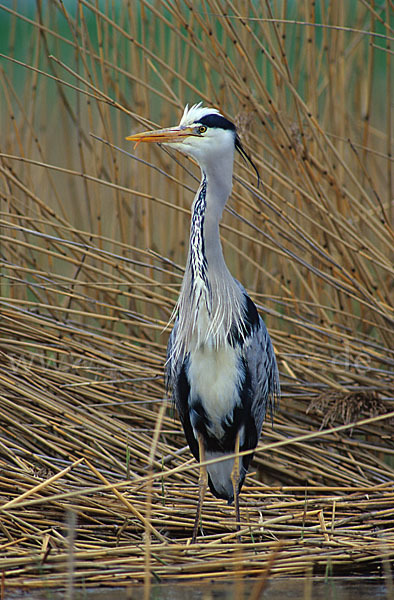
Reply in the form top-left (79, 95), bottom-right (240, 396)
top-left (126, 103), bottom-right (259, 184)
top-left (173, 103), bottom-right (237, 168)
top-left (127, 103), bottom-right (236, 169)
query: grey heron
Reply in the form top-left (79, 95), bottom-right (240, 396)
top-left (127, 103), bottom-right (279, 541)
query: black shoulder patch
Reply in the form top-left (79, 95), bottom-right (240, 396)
top-left (244, 294), bottom-right (259, 329)
top-left (198, 114), bottom-right (236, 131)
top-left (228, 293), bottom-right (260, 346)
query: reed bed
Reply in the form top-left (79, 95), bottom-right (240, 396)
top-left (0, 0), bottom-right (393, 593)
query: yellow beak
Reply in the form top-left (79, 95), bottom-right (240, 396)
top-left (126, 126), bottom-right (196, 148)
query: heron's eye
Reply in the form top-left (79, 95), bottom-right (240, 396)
top-left (197, 125), bottom-right (207, 134)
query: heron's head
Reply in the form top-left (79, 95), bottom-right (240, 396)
top-left (126, 103), bottom-right (258, 179)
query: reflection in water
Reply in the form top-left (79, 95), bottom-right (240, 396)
top-left (5, 578), bottom-right (389, 599)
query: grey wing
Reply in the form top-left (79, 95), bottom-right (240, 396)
top-left (165, 318), bottom-right (188, 414)
top-left (243, 315), bottom-right (280, 440)
top-left (165, 318), bottom-right (199, 460)
top-left (165, 317), bottom-right (179, 394)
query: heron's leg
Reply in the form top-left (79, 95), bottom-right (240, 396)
top-left (230, 432), bottom-right (241, 537)
top-left (192, 433), bottom-right (207, 543)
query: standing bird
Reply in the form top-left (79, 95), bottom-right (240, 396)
top-left (127, 103), bottom-right (279, 541)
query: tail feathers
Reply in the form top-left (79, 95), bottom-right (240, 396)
top-left (206, 451), bottom-right (247, 504)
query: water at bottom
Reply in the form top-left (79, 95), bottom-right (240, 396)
top-left (4, 577), bottom-right (390, 599)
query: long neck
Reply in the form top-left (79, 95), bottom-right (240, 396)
top-left (169, 155), bottom-right (245, 360)
top-left (168, 146), bottom-right (247, 364)
top-left (188, 157), bottom-right (233, 292)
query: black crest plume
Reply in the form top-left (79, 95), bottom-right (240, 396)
top-left (235, 135), bottom-right (260, 188)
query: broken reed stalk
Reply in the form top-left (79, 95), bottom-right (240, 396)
top-left (0, 0), bottom-right (392, 591)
